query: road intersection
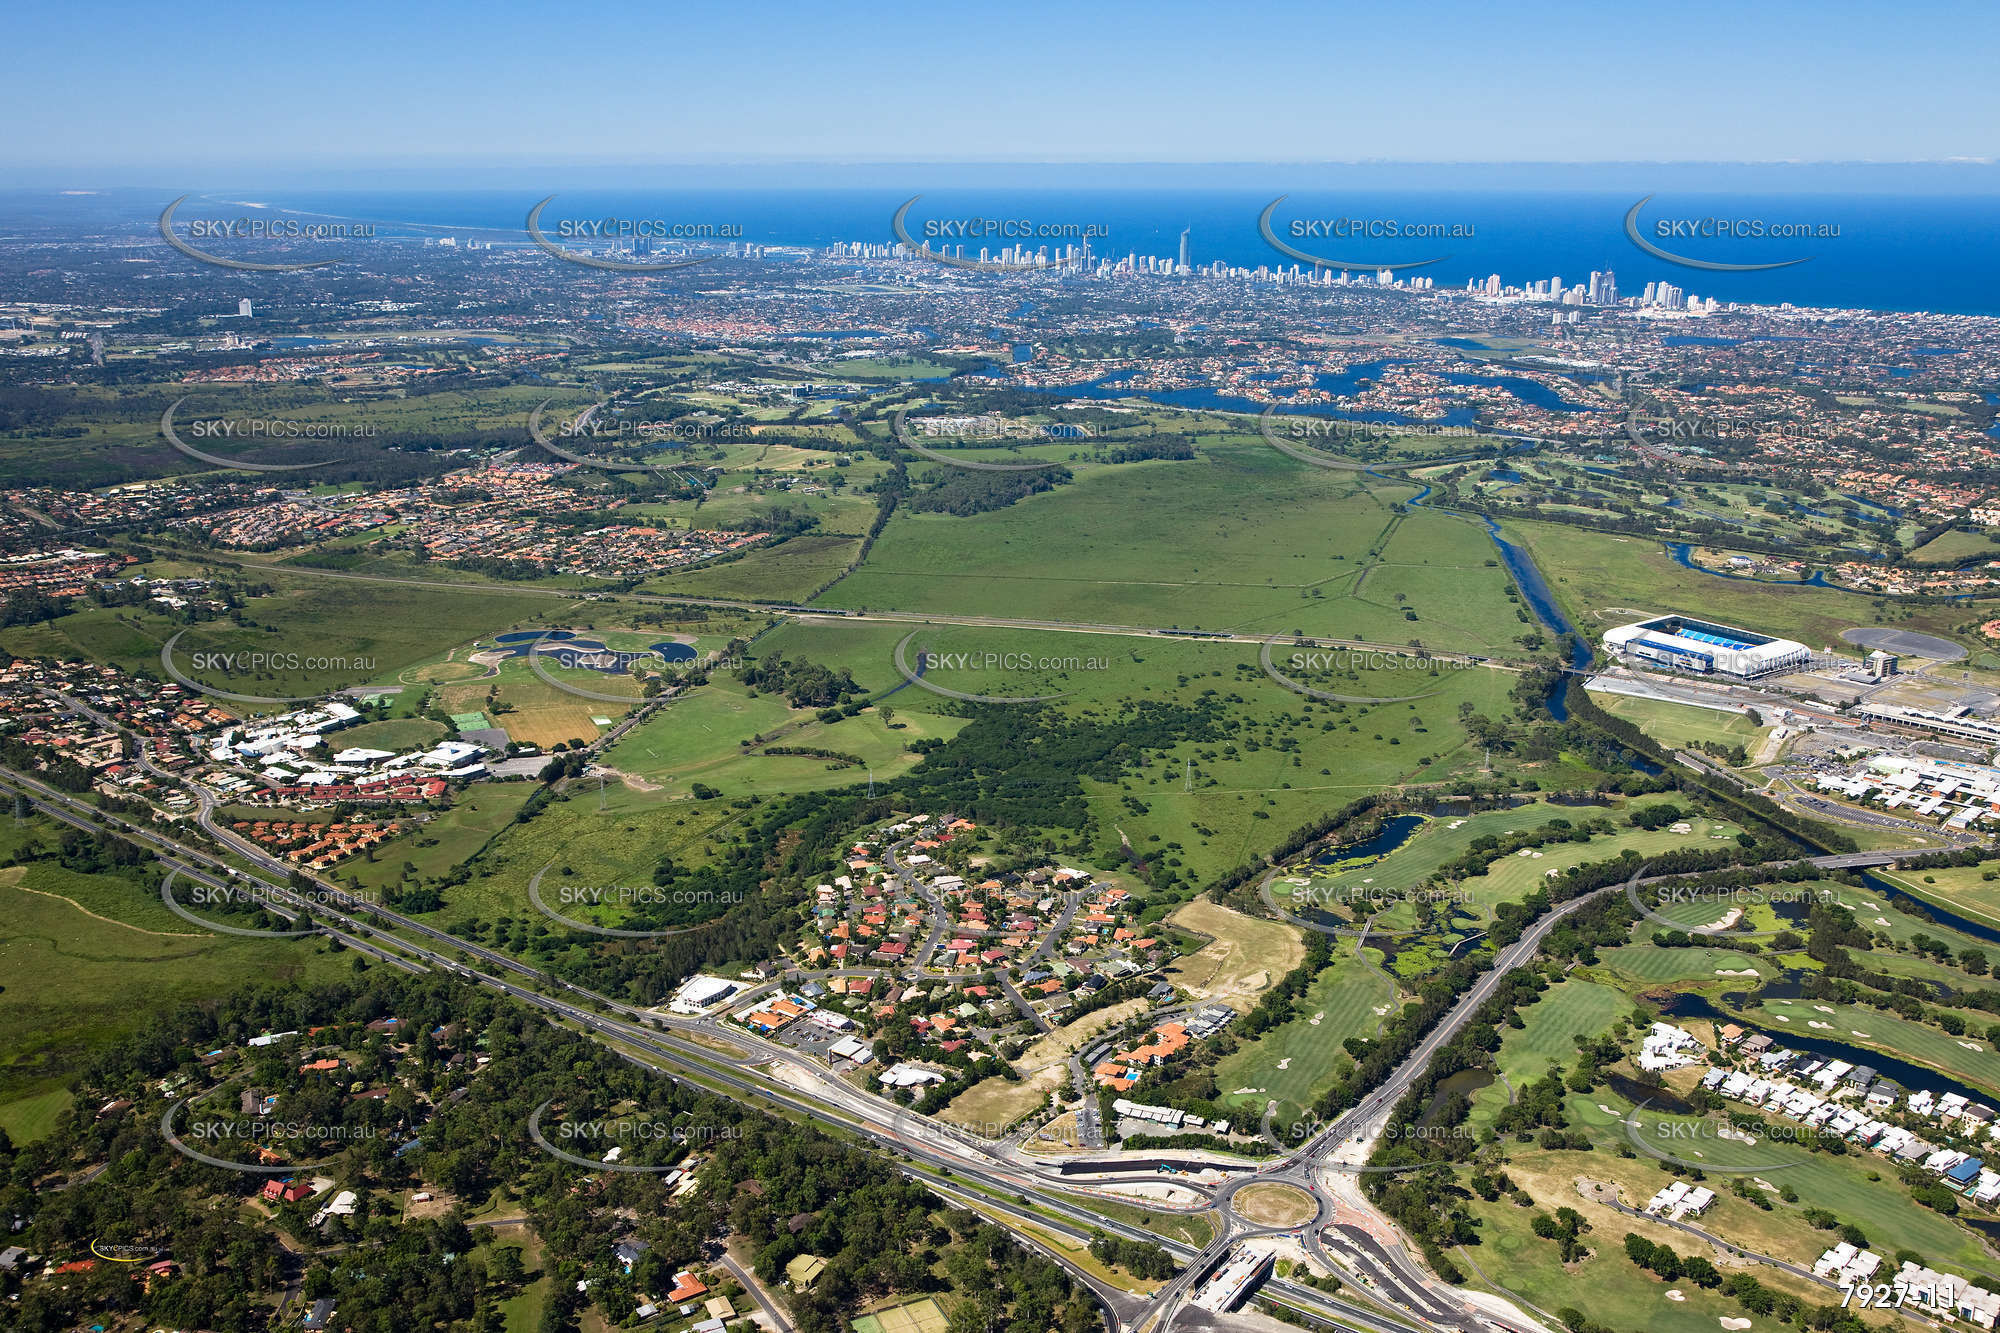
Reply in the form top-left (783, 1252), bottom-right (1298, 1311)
top-left (0, 751), bottom-right (1922, 1333)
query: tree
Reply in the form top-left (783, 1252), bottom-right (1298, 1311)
top-left (490, 1247), bottom-right (525, 1287)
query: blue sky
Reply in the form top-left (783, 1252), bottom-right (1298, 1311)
top-left (8, 0), bottom-right (1997, 172)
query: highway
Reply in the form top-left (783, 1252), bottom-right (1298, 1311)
top-left (1191, 839), bottom-right (1917, 1333)
top-left (17, 729), bottom-right (1929, 1333)
top-left (27, 696), bottom-right (1936, 1328)
top-left (0, 762), bottom-right (1412, 1331)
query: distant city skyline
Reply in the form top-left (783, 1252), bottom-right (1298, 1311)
top-left (7, 0), bottom-right (1998, 173)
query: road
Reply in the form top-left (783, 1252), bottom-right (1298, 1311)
top-left (1177, 841), bottom-right (1916, 1333)
top-left (714, 1252), bottom-right (796, 1333)
top-left (136, 537), bottom-right (1522, 676)
top-left (1577, 1181), bottom-right (1945, 1331)
top-left (883, 838), bottom-right (954, 967)
top-left (21, 738), bottom-right (1937, 1333)
top-left (3, 763), bottom-right (1420, 1333)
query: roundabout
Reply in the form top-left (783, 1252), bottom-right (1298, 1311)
top-left (1228, 1180), bottom-right (1317, 1228)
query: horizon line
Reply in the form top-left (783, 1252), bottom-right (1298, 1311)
top-left (4, 156), bottom-right (1999, 174)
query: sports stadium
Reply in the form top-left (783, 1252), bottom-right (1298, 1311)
top-left (1603, 615), bottom-right (1811, 679)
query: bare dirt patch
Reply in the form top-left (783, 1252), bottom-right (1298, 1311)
top-left (1231, 1182), bottom-right (1316, 1227)
top-left (1164, 898), bottom-right (1305, 1012)
top-left (1019, 999), bottom-right (1149, 1074)
top-left (942, 1074), bottom-right (1052, 1134)
top-left (1024, 1111), bottom-right (1082, 1155)
top-left (404, 1190), bottom-right (457, 1220)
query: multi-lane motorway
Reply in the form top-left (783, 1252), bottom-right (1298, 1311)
top-left (7, 748), bottom-right (1924, 1333)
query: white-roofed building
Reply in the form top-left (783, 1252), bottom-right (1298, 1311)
top-left (1604, 615), bottom-right (1810, 678)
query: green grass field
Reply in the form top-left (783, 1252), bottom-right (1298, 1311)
top-left (1470, 980), bottom-right (1629, 1127)
top-left (1571, 1091), bottom-right (2000, 1284)
top-left (494, 1237), bottom-right (549, 1333)
top-left (1278, 799), bottom-right (1737, 937)
top-left (0, 382), bottom-right (569, 488)
top-left (1871, 861), bottom-right (2000, 932)
top-left (1475, 1114), bottom-right (2000, 1327)
top-left (347, 791), bottom-right (749, 944)
top-left (1454, 899), bottom-right (2000, 1302)
top-left (0, 1087), bottom-right (72, 1146)
top-left (335, 784), bottom-right (537, 898)
top-left (1212, 946), bottom-right (1397, 1125)
top-left (1592, 691), bottom-right (1766, 755)
top-left (337, 716), bottom-right (448, 752)
top-left (1807, 875), bottom-right (2000, 967)
top-left (1454, 812), bottom-right (1741, 926)
top-left (1463, 1175), bottom-right (1818, 1333)
top-left (1592, 943), bottom-right (1778, 985)
top-left (0, 575), bottom-right (559, 707)
top-left (1600, 940), bottom-right (1776, 980)
top-left (1277, 804), bottom-right (1606, 924)
top-left (0, 841), bottom-right (344, 1136)
top-left (816, 439), bottom-right (1534, 652)
top-left (644, 533), bottom-right (867, 603)
top-left (601, 677), bottom-right (965, 800)
top-left (1510, 517), bottom-right (1978, 659)
top-left (337, 610), bottom-right (1524, 939)
top-left (1757, 997), bottom-right (2000, 1098)
top-left (1908, 527), bottom-right (2000, 566)
top-left (703, 617), bottom-right (1520, 884)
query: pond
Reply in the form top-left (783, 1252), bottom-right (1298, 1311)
top-left (487, 631), bottom-right (694, 669)
top-left (1314, 814), bottom-right (1427, 865)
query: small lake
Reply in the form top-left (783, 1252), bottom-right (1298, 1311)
top-left (488, 631), bottom-right (694, 669)
top-left (1315, 814), bottom-right (1427, 866)
top-left (1441, 371), bottom-right (1602, 414)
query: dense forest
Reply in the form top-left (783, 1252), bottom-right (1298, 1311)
top-left (4, 971), bottom-right (1097, 1333)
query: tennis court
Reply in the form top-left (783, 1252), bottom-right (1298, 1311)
top-left (853, 1297), bottom-right (948, 1333)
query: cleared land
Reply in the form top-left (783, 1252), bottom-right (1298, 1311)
top-left (700, 618), bottom-right (1519, 884)
top-left (0, 853), bottom-right (340, 1135)
top-left (349, 792), bottom-right (745, 940)
top-left (818, 441), bottom-right (1531, 651)
top-left (601, 669), bottom-right (964, 801)
top-left (1162, 898), bottom-right (1305, 1012)
top-left (940, 1075), bottom-right (1051, 1135)
top-left (1232, 1182), bottom-right (1316, 1226)
top-left (1593, 692), bottom-right (1765, 755)
top-left (1512, 516), bottom-right (1974, 657)
top-left (0, 575), bottom-right (557, 705)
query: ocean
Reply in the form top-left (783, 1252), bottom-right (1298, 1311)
top-left (145, 187), bottom-right (2000, 318)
